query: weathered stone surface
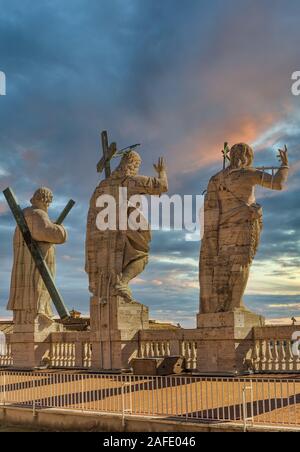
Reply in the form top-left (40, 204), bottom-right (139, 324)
top-left (86, 151), bottom-right (168, 370)
top-left (90, 295), bottom-right (149, 370)
top-left (196, 311), bottom-right (265, 373)
top-left (7, 188), bottom-right (68, 325)
top-left (199, 143), bottom-right (289, 314)
top-left (86, 152), bottom-right (168, 303)
top-left (5, 188), bottom-right (68, 369)
top-left (9, 314), bottom-right (63, 368)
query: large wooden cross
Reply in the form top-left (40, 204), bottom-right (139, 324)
top-left (97, 131), bottom-right (117, 178)
top-left (3, 187), bottom-right (75, 320)
top-left (222, 142), bottom-right (231, 170)
top-left (97, 130), bottom-right (140, 178)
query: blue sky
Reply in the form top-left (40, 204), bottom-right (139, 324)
top-left (1, 0), bottom-right (300, 327)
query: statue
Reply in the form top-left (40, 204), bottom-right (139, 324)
top-left (199, 143), bottom-right (289, 314)
top-left (86, 151), bottom-right (168, 302)
top-left (7, 187), bottom-right (68, 324)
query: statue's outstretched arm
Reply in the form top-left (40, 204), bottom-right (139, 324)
top-left (252, 147), bottom-right (289, 190)
top-left (132, 157), bottom-right (168, 195)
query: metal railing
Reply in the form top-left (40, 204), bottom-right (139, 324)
top-left (0, 371), bottom-right (300, 428)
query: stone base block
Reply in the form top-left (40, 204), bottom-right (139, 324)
top-left (196, 310), bottom-right (265, 374)
top-left (10, 317), bottom-right (63, 369)
top-left (197, 309), bottom-right (264, 330)
top-left (90, 296), bottom-right (149, 371)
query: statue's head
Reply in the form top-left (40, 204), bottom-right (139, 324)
top-left (30, 187), bottom-right (53, 210)
top-left (111, 150), bottom-right (142, 178)
top-left (230, 143), bottom-right (254, 169)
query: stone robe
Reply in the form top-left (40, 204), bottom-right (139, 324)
top-left (7, 207), bottom-right (67, 321)
top-left (86, 174), bottom-right (168, 298)
top-left (200, 166), bottom-right (288, 314)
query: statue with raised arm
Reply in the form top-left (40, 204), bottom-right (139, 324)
top-left (199, 143), bottom-right (289, 314)
top-left (86, 151), bottom-right (168, 302)
top-left (7, 188), bottom-right (68, 325)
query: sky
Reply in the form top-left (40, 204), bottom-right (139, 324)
top-left (1, 0), bottom-right (300, 327)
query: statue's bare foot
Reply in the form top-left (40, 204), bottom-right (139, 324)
top-left (114, 282), bottom-right (134, 303)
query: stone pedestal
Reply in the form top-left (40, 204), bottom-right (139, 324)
top-left (196, 310), bottom-right (265, 374)
top-left (90, 296), bottom-right (149, 371)
top-left (10, 315), bottom-right (63, 369)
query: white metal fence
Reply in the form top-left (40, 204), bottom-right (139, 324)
top-left (0, 371), bottom-right (300, 428)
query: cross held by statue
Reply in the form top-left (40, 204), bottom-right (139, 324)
top-left (96, 130), bottom-right (141, 178)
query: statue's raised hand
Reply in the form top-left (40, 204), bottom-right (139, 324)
top-left (153, 157), bottom-right (166, 175)
top-left (277, 145), bottom-right (289, 167)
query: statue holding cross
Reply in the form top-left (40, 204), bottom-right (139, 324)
top-left (5, 187), bottom-right (74, 325)
top-left (86, 131), bottom-right (168, 302)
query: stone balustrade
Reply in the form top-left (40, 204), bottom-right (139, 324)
top-left (3, 320), bottom-right (300, 374)
top-left (50, 332), bottom-right (92, 369)
top-left (0, 343), bottom-right (13, 367)
top-left (249, 338), bottom-right (299, 372)
top-left (138, 330), bottom-right (198, 370)
top-left (248, 325), bottom-right (300, 372)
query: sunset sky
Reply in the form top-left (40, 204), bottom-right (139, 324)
top-left (1, 0), bottom-right (300, 327)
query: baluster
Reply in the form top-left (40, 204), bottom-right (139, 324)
top-left (265, 340), bottom-right (273, 371)
top-left (181, 341), bottom-right (186, 359)
top-left (166, 342), bottom-right (171, 356)
top-left (71, 343), bottom-right (75, 367)
top-left (191, 342), bottom-right (197, 370)
top-left (139, 341), bottom-right (144, 358)
top-left (186, 342), bottom-right (192, 369)
top-left (71, 343), bottom-right (74, 366)
top-left (61, 343), bottom-right (66, 367)
top-left (58, 343), bottom-right (62, 367)
top-left (51, 343), bottom-right (55, 367)
top-left (152, 342), bottom-right (156, 356)
top-left (273, 340), bottom-right (279, 371)
top-left (286, 340), bottom-right (294, 371)
top-left (68, 343), bottom-right (72, 367)
top-left (88, 344), bottom-right (92, 367)
top-left (84, 343), bottom-right (91, 367)
top-left (260, 340), bottom-right (267, 371)
top-left (145, 342), bottom-right (150, 358)
top-left (251, 341), bottom-right (260, 372)
top-left (278, 340), bottom-right (286, 371)
top-left (52, 343), bottom-right (57, 367)
top-left (56, 343), bottom-right (60, 367)
top-left (50, 343), bottom-right (54, 367)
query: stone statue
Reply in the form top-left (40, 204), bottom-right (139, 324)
top-left (200, 143), bottom-right (289, 314)
top-left (86, 151), bottom-right (168, 302)
top-left (7, 188), bottom-right (68, 324)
